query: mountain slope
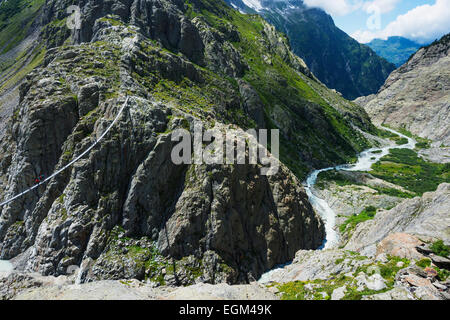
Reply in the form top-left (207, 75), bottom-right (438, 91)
top-left (367, 37), bottom-right (423, 67)
top-left (0, 0), bottom-right (378, 285)
top-left (225, 0), bottom-right (396, 100)
top-left (356, 33), bottom-right (450, 147)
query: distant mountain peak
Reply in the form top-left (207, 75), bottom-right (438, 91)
top-left (367, 36), bottom-right (423, 67)
top-left (226, 0), bottom-right (396, 100)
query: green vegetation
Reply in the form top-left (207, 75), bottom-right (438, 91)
top-left (121, 0), bottom-right (375, 180)
top-left (1, 0), bottom-right (377, 181)
top-left (0, 0), bottom-right (45, 54)
top-left (416, 258), bottom-right (432, 269)
top-left (226, 9), bottom-right (372, 178)
top-left (339, 206), bottom-right (377, 235)
top-left (377, 127), bottom-right (399, 139)
top-left (0, 45), bottom-right (46, 91)
top-left (102, 226), bottom-right (206, 285)
top-left (98, 17), bottom-right (124, 27)
top-left (315, 170), bottom-right (354, 189)
top-left (376, 127), bottom-right (408, 145)
top-left (371, 186), bottom-right (414, 198)
top-left (434, 267), bottom-right (450, 281)
top-left (415, 141), bottom-right (431, 149)
top-left (276, 254), bottom-right (410, 300)
top-left (354, 255), bottom-right (410, 287)
top-left (371, 149), bottom-right (450, 196)
top-left (415, 251), bottom-right (449, 281)
top-left (257, 0), bottom-right (396, 100)
top-left (395, 137), bottom-right (408, 145)
top-left (316, 169), bottom-right (414, 199)
top-left (381, 124), bottom-right (432, 150)
top-left (431, 240), bottom-right (450, 258)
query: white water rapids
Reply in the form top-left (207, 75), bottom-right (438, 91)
top-left (305, 127), bottom-right (416, 249)
top-left (259, 127), bottom-right (416, 283)
top-left (0, 260), bottom-right (13, 275)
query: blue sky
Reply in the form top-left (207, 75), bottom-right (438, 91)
top-left (303, 0), bottom-right (450, 43)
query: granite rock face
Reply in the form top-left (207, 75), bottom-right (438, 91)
top-left (0, 0), bottom-right (340, 285)
top-left (345, 184), bottom-right (450, 256)
top-left (356, 33), bottom-right (450, 147)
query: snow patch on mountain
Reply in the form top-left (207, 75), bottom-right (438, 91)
top-left (241, 0), bottom-right (263, 12)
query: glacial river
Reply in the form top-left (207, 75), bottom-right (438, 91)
top-left (0, 260), bottom-right (13, 274)
top-left (259, 127), bottom-right (416, 283)
top-left (305, 127), bottom-right (416, 249)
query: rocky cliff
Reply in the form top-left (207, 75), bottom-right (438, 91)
top-left (3, 184), bottom-right (449, 300)
top-left (356, 33), bottom-right (450, 147)
top-left (0, 0), bottom-right (381, 286)
top-left (225, 0), bottom-right (396, 100)
top-left (345, 183), bottom-right (450, 256)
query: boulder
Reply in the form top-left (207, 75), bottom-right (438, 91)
top-left (331, 286), bottom-right (347, 300)
top-left (78, 83), bottom-right (100, 117)
top-left (345, 184), bottom-right (450, 256)
top-left (429, 254), bottom-right (450, 269)
top-left (365, 273), bottom-right (387, 291)
top-left (404, 274), bottom-right (433, 288)
top-left (376, 233), bottom-right (425, 261)
top-left (362, 287), bottom-right (414, 300)
top-left (355, 272), bottom-right (387, 291)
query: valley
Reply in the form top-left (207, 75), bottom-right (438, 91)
top-left (0, 0), bottom-right (448, 302)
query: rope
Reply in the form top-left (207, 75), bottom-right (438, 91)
top-left (0, 96), bottom-right (130, 208)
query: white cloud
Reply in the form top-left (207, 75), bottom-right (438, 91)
top-left (352, 0), bottom-right (450, 43)
top-left (362, 0), bottom-right (401, 14)
top-left (303, 0), bottom-right (361, 16)
top-left (303, 0), bottom-right (400, 16)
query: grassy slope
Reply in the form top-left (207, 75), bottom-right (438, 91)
top-left (261, 5), bottom-right (396, 100)
top-left (371, 149), bottom-right (450, 196)
top-left (0, 0), bottom-right (46, 92)
top-left (186, 0), bottom-right (374, 178)
top-left (0, 0), bottom-right (45, 55)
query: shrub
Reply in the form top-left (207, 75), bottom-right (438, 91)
top-left (371, 148), bottom-right (450, 196)
top-left (395, 137), bottom-right (408, 145)
top-left (416, 258), bottom-right (432, 269)
top-left (339, 206), bottom-right (377, 234)
top-left (431, 240), bottom-right (450, 258)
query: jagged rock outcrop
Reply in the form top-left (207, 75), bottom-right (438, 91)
top-left (356, 33), bottom-right (450, 147)
top-left (0, 39), bottom-right (324, 287)
top-left (0, 0), bottom-right (378, 286)
top-left (345, 183), bottom-right (450, 256)
top-left (257, 246), bottom-right (449, 300)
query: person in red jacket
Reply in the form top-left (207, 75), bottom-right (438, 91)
top-left (34, 174), bottom-right (45, 184)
